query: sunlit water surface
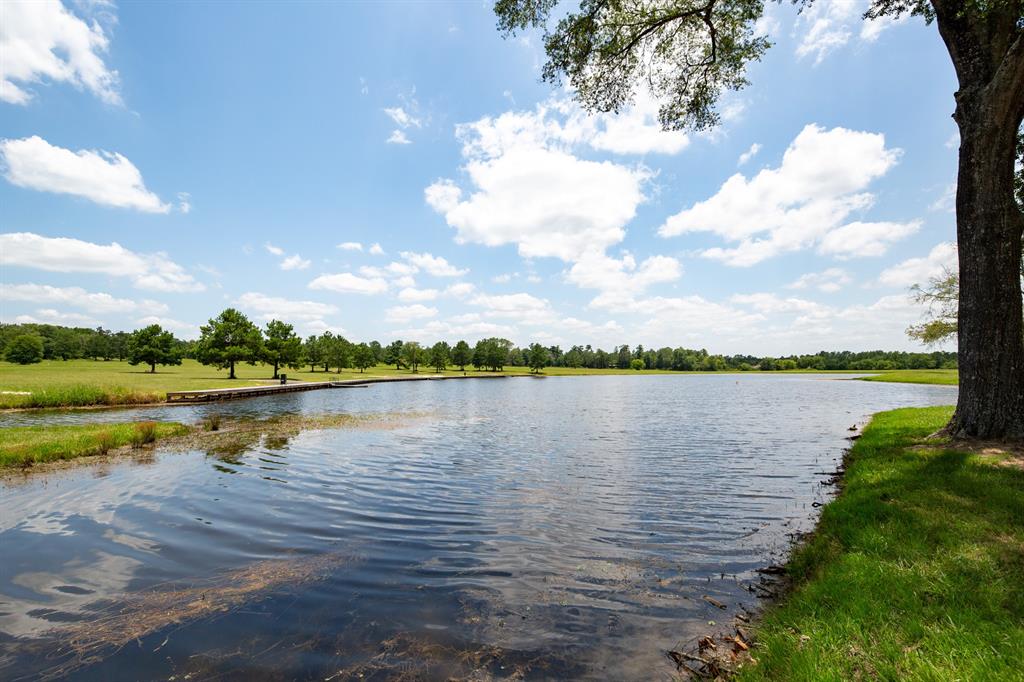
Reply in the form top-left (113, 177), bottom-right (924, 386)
top-left (0, 375), bottom-right (956, 680)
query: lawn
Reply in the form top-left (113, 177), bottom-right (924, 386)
top-left (739, 406), bottom-right (1023, 681)
top-left (0, 421), bottom-right (189, 468)
top-left (0, 360), bottom-right (958, 408)
top-left (856, 369), bottom-right (959, 386)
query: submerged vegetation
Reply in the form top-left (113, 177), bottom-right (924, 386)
top-left (739, 407), bottom-right (1024, 680)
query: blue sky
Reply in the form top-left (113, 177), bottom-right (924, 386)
top-left (0, 1), bottom-right (960, 354)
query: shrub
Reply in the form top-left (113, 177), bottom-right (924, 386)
top-left (630, 358), bottom-right (645, 371)
top-left (131, 422), bottom-right (158, 447)
top-left (205, 414), bottom-right (222, 432)
top-left (5, 334), bottom-right (44, 364)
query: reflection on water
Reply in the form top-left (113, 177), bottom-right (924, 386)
top-left (0, 375), bottom-right (956, 680)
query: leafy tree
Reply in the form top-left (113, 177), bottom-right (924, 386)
top-left (5, 334), bottom-right (44, 364)
top-left (494, 0), bottom-right (1024, 439)
top-left (429, 341), bottom-right (450, 372)
top-left (304, 335), bottom-right (324, 372)
top-left (49, 327), bottom-right (81, 360)
top-left (262, 320), bottom-right (302, 378)
top-left (401, 341), bottom-right (424, 372)
top-left (384, 340), bottom-right (405, 369)
top-left (908, 268), bottom-right (960, 346)
top-left (325, 334), bottom-right (352, 373)
top-left (369, 340), bottom-right (384, 363)
top-left (353, 342), bottom-right (376, 372)
top-left (630, 358), bottom-right (644, 371)
top-left (195, 308), bottom-right (263, 379)
top-left (85, 328), bottom-right (111, 360)
top-left (451, 340), bottom-right (472, 371)
top-left (528, 343), bottom-right (549, 373)
top-left (127, 324), bottom-right (181, 373)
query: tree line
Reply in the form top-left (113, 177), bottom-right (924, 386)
top-left (1, 310), bottom-right (956, 374)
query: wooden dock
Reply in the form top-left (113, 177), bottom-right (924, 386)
top-left (164, 373), bottom-right (524, 404)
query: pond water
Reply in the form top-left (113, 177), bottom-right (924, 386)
top-left (0, 375), bottom-right (956, 680)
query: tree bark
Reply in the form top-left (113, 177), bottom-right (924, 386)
top-left (229, 360), bottom-right (236, 379)
top-left (272, 361), bottom-right (279, 379)
top-left (150, 361), bottom-right (156, 373)
top-left (933, 1), bottom-right (1024, 440)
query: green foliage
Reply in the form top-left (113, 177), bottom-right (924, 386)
top-left (322, 332), bottom-right (352, 373)
top-left (528, 343), bottom-right (549, 373)
top-left (629, 358), bottom-right (644, 371)
top-left (740, 406), bottom-right (1024, 681)
top-left (0, 421), bottom-right (188, 468)
top-left (401, 341), bottom-right (424, 372)
top-left (429, 341), bottom-right (450, 372)
top-left (352, 342), bottom-right (375, 372)
top-left (303, 334), bottom-right (324, 371)
top-left (4, 334), bottom-right (44, 364)
top-left (473, 337), bottom-right (512, 371)
top-left (127, 324), bottom-right (181, 372)
top-left (195, 308), bottom-right (263, 379)
top-left (495, 0), bottom-right (770, 131)
top-left (384, 340), bottom-right (405, 370)
top-left (451, 340), bottom-right (472, 370)
top-left (262, 320), bottom-right (303, 378)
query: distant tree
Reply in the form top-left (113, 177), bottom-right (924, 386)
top-left (49, 327), bottom-right (81, 360)
top-left (5, 334), bottom-right (44, 364)
top-left (85, 328), bottom-right (111, 360)
top-left (451, 340), bottom-right (472, 371)
top-left (262, 320), bottom-right (302, 378)
top-left (564, 347), bottom-right (583, 368)
top-left (127, 324), bottom-right (181, 373)
top-left (384, 340), bottom-right (405, 369)
top-left (325, 334), bottom-right (352, 373)
top-left (111, 331), bottom-right (130, 361)
top-left (195, 308), bottom-right (263, 379)
top-left (429, 341), bottom-right (450, 372)
top-left (402, 341), bottom-right (424, 372)
top-left (304, 335), bottom-right (324, 372)
top-left (483, 338), bottom-right (512, 371)
top-left (629, 358), bottom-right (644, 371)
top-left (527, 343), bottom-right (549, 373)
top-left (369, 340), bottom-right (384, 363)
top-left (908, 268), bottom-right (960, 346)
top-left (616, 345), bottom-right (631, 369)
top-left (353, 342), bottom-right (375, 372)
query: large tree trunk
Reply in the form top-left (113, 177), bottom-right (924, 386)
top-left (934, 2), bottom-right (1024, 440)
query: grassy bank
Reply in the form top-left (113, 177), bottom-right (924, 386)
top-left (857, 369), bottom-right (958, 385)
top-left (740, 406), bottom-right (1023, 681)
top-left (0, 360), bottom-right (957, 408)
top-left (0, 421), bottom-right (190, 468)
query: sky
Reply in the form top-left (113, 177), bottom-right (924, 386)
top-left (0, 0), bottom-right (961, 355)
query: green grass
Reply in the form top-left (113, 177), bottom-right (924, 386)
top-left (0, 421), bottom-right (190, 468)
top-left (739, 406), bottom-right (1023, 681)
top-left (857, 369), bottom-right (959, 385)
top-left (0, 360), bottom-right (957, 408)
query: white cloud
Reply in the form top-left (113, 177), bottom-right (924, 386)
top-left (444, 282), bottom-right (475, 298)
top-left (568, 251), bottom-right (682, 308)
top-left (264, 242), bottom-right (284, 256)
top-left (177, 192), bottom-right (192, 213)
top-left (397, 286), bottom-right (439, 302)
top-left (0, 136), bottom-right (170, 212)
top-left (818, 220), bottom-right (921, 259)
top-left (14, 308), bottom-right (101, 326)
top-left (337, 241), bottom-right (363, 251)
top-left (136, 315), bottom-right (200, 339)
top-left (878, 242), bottom-right (957, 288)
top-left (400, 251), bottom-right (468, 277)
top-left (492, 273), bottom-right (513, 284)
top-left (308, 272), bottom-right (388, 295)
top-left (384, 106), bottom-right (421, 129)
top-left (737, 143), bottom-right (762, 166)
top-left (369, 243), bottom-right (385, 255)
top-left (469, 292), bottom-right (553, 322)
top-left (0, 0), bottom-right (121, 105)
top-left (235, 292), bottom-right (338, 324)
top-left (0, 283), bottom-right (168, 314)
top-left (660, 124), bottom-right (910, 266)
top-left (385, 304), bottom-right (437, 323)
top-left (0, 232), bottom-right (203, 292)
top-left (280, 254), bottom-right (311, 270)
top-left (795, 0), bottom-right (858, 64)
top-left (387, 130), bottom-right (411, 145)
top-left (930, 183), bottom-right (956, 212)
top-left (786, 268), bottom-right (852, 293)
top-left (860, 12), bottom-right (909, 42)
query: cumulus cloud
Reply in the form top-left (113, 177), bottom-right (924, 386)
top-left (385, 304), bottom-right (437, 323)
top-left (384, 106), bottom-right (421, 129)
top-left (818, 220), bottom-right (921, 259)
top-left (660, 124), bottom-right (913, 266)
top-left (786, 268), bottom-right (852, 293)
top-left (387, 130), bottom-right (411, 145)
top-left (399, 251), bottom-right (468, 277)
top-left (136, 315), bottom-right (200, 339)
top-left (397, 286), bottom-right (438, 302)
top-left (0, 0), bottom-right (121, 105)
top-left (264, 242), bottom-right (284, 256)
top-left (737, 143), bottom-right (762, 167)
top-left (0, 232), bottom-right (203, 292)
top-left (308, 272), bottom-right (388, 295)
top-left (337, 241), bottom-right (363, 251)
top-left (280, 254), bottom-right (311, 270)
top-left (0, 283), bottom-right (168, 314)
top-left (0, 136), bottom-right (170, 212)
top-left (795, 0), bottom-right (908, 64)
top-left (235, 292), bottom-right (339, 333)
top-left (568, 251), bottom-right (682, 309)
top-left (369, 243), bottom-right (385, 255)
top-left (878, 242), bottom-right (957, 288)
top-left (14, 308), bottom-right (101, 326)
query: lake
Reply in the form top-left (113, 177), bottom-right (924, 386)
top-left (0, 375), bottom-right (956, 680)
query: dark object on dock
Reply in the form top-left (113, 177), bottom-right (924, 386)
top-left (280, 374), bottom-right (287, 385)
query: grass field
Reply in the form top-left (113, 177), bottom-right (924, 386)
top-left (0, 359), bottom-right (958, 408)
top-left (0, 421), bottom-right (189, 468)
top-left (856, 368), bottom-right (959, 385)
top-left (739, 406), bottom-right (1023, 681)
